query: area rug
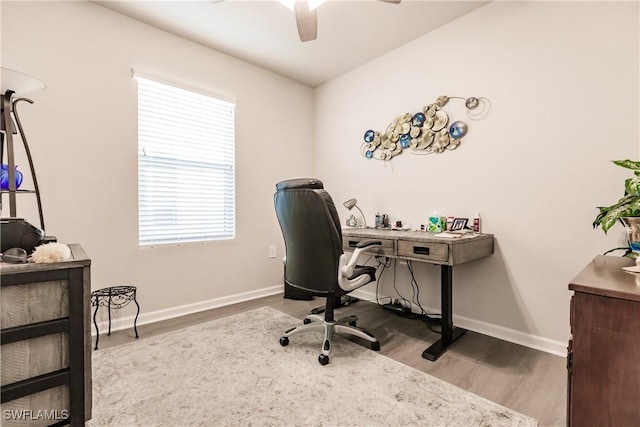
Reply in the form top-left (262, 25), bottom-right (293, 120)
top-left (90, 306), bottom-right (538, 426)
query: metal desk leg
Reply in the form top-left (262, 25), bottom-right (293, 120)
top-left (422, 265), bottom-right (466, 361)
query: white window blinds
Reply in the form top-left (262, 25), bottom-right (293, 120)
top-left (136, 73), bottom-right (236, 246)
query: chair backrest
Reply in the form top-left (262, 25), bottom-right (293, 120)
top-left (274, 178), bottom-right (343, 296)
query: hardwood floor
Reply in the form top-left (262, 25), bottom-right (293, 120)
top-left (95, 294), bottom-right (567, 427)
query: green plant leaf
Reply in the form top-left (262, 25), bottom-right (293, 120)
top-left (613, 159), bottom-right (640, 170)
top-left (594, 160), bottom-right (640, 236)
top-left (594, 195), bottom-right (636, 229)
top-left (593, 209), bottom-right (608, 228)
top-left (599, 197), bottom-right (640, 233)
top-left (625, 177), bottom-right (640, 196)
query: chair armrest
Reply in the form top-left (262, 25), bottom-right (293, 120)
top-left (337, 240), bottom-right (382, 292)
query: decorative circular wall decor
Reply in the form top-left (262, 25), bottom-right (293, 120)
top-left (361, 95), bottom-right (491, 161)
top-left (449, 121), bottom-right (468, 139)
top-left (464, 97), bottom-right (491, 120)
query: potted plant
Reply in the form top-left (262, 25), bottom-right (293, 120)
top-left (593, 159), bottom-right (640, 256)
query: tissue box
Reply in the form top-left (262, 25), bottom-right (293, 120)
top-left (428, 216), bottom-right (446, 232)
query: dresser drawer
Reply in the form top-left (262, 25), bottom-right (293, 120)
top-left (397, 240), bottom-right (449, 263)
top-left (343, 237), bottom-right (395, 257)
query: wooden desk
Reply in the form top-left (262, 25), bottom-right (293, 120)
top-left (342, 228), bottom-right (494, 361)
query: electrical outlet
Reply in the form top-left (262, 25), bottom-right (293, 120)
top-left (269, 245), bottom-right (277, 258)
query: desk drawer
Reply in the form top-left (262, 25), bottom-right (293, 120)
top-left (397, 240), bottom-right (448, 263)
top-left (343, 237), bottom-right (395, 257)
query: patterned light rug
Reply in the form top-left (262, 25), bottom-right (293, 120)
top-left (90, 306), bottom-right (538, 426)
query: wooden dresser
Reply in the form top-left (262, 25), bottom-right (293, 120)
top-left (1, 244), bottom-right (92, 426)
top-left (567, 255), bottom-right (640, 427)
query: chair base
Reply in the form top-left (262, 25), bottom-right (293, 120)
top-left (280, 314), bottom-right (380, 365)
top-left (310, 295), bottom-right (359, 315)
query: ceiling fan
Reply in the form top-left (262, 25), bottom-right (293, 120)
top-left (282, 0), bottom-right (401, 43)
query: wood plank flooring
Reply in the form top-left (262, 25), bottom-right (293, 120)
top-left (95, 294), bottom-right (567, 427)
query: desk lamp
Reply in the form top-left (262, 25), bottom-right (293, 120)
top-left (343, 198), bottom-right (367, 228)
top-left (1, 67), bottom-right (51, 253)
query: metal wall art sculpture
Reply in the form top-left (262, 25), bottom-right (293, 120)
top-left (361, 96), bottom-right (491, 161)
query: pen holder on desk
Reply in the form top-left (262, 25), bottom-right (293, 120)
top-left (374, 213), bottom-right (391, 229)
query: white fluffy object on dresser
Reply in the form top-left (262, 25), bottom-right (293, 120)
top-left (31, 242), bottom-right (71, 263)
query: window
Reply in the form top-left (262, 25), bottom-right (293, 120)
top-left (136, 72), bottom-right (235, 246)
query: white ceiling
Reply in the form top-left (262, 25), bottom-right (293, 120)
top-left (94, 0), bottom-right (489, 87)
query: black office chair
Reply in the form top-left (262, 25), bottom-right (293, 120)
top-left (274, 178), bottom-right (382, 365)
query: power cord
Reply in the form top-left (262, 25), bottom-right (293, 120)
top-left (374, 256), bottom-right (394, 306)
top-left (374, 260), bottom-right (442, 334)
top-left (366, 255), bottom-right (442, 334)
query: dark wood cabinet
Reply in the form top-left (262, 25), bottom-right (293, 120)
top-left (567, 255), bottom-right (640, 427)
top-left (1, 244), bottom-right (92, 426)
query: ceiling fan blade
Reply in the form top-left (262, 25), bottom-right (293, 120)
top-left (378, 0), bottom-right (401, 3)
top-left (294, 2), bottom-right (318, 42)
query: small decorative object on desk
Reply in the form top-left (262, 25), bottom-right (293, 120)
top-left (346, 214), bottom-right (357, 228)
top-left (446, 216), bottom-right (454, 231)
top-left (375, 212), bottom-right (383, 228)
top-left (427, 217), bottom-right (440, 232)
top-left (428, 212), bottom-right (446, 232)
top-left (451, 218), bottom-right (468, 231)
top-left (473, 212), bottom-right (481, 232)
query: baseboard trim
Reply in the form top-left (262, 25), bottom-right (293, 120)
top-left (94, 284), bottom-right (567, 357)
top-left (91, 284), bottom-right (283, 336)
top-left (349, 288), bottom-right (567, 357)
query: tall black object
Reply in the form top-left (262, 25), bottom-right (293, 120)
top-left (1, 68), bottom-right (49, 253)
top-left (284, 276), bottom-right (314, 300)
top-left (274, 178), bottom-right (381, 365)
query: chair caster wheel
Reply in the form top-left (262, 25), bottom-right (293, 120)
top-left (318, 354), bottom-right (329, 365)
top-left (348, 321), bottom-right (357, 327)
top-left (303, 318), bottom-right (311, 325)
top-left (371, 341), bottom-right (380, 351)
top-left (279, 336), bottom-right (289, 346)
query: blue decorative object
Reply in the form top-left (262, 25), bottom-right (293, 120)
top-left (411, 112), bottom-right (426, 127)
top-left (399, 134), bottom-right (411, 148)
top-left (449, 121), bottom-right (468, 139)
top-left (364, 129), bottom-right (375, 143)
top-left (0, 164), bottom-right (23, 190)
top-left (365, 150), bottom-right (373, 159)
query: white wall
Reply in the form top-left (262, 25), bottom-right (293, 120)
top-left (315, 1), bottom-right (639, 351)
top-left (1, 1), bottom-right (314, 318)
